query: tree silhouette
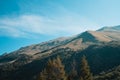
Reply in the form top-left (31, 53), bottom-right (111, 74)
top-left (39, 56), bottom-right (66, 80)
top-left (68, 60), bottom-right (78, 80)
top-left (80, 55), bottom-right (93, 80)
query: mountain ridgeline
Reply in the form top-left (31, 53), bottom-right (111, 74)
top-left (0, 25), bottom-right (120, 80)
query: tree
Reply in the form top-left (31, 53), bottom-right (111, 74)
top-left (53, 56), bottom-right (67, 80)
top-left (68, 60), bottom-right (78, 80)
top-left (80, 55), bottom-right (93, 80)
top-left (39, 56), bottom-right (66, 80)
top-left (39, 69), bottom-right (47, 80)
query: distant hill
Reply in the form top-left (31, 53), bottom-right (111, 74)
top-left (0, 25), bottom-right (120, 80)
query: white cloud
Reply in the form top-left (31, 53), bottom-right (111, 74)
top-left (0, 13), bottom-right (100, 38)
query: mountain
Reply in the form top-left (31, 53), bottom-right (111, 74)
top-left (98, 25), bottom-right (120, 32)
top-left (0, 25), bottom-right (120, 80)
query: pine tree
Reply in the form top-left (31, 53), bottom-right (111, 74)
top-left (38, 59), bottom-right (54, 80)
top-left (80, 55), bottom-right (93, 80)
top-left (68, 60), bottom-right (78, 80)
top-left (52, 56), bottom-right (67, 80)
top-left (39, 56), bottom-right (66, 80)
top-left (39, 69), bottom-right (47, 80)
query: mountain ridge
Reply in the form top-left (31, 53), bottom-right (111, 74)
top-left (1, 25), bottom-right (120, 64)
top-left (0, 25), bottom-right (120, 80)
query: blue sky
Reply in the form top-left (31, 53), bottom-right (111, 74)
top-left (0, 0), bottom-right (120, 54)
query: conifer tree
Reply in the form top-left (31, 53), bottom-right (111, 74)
top-left (39, 56), bottom-right (66, 80)
top-left (39, 59), bottom-right (54, 80)
top-left (52, 56), bottom-right (67, 80)
top-left (68, 60), bottom-right (78, 80)
top-left (39, 69), bottom-right (47, 80)
top-left (80, 55), bottom-right (93, 80)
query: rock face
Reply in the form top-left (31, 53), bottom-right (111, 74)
top-left (0, 25), bottom-right (120, 80)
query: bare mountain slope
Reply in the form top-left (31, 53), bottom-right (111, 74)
top-left (9, 37), bottom-right (71, 55)
top-left (1, 26), bottom-right (120, 64)
top-left (0, 25), bottom-right (120, 80)
top-left (98, 25), bottom-right (120, 32)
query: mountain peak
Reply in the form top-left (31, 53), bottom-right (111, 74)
top-left (77, 30), bottom-right (111, 42)
top-left (78, 31), bottom-right (96, 42)
top-left (98, 25), bottom-right (120, 32)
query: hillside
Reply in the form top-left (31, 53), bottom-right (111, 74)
top-left (0, 25), bottom-right (120, 80)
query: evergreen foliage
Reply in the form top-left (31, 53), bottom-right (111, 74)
top-left (39, 56), bottom-right (66, 80)
top-left (80, 55), bottom-right (93, 80)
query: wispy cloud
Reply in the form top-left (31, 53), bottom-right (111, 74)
top-left (0, 12), bottom-right (100, 38)
top-left (0, 0), bottom-right (101, 38)
top-left (0, 15), bottom-right (53, 38)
